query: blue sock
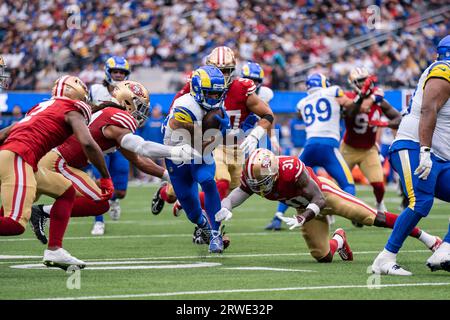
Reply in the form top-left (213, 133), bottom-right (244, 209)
top-left (343, 184), bottom-right (356, 196)
top-left (444, 222), bottom-right (450, 243)
top-left (201, 179), bottom-right (221, 231)
top-left (276, 202), bottom-right (289, 215)
top-left (95, 214), bottom-right (104, 223)
top-left (385, 207), bottom-right (422, 253)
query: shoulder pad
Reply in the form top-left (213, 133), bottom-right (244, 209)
top-left (425, 61), bottom-right (450, 87)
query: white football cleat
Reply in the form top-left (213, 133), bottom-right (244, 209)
top-left (371, 253), bottom-right (412, 276)
top-left (108, 199), bottom-right (121, 221)
top-left (172, 200), bottom-right (184, 217)
top-left (43, 248), bottom-right (86, 271)
top-left (91, 221), bottom-right (105, 235)
top-left (376, 201), bottom-right (387, 212)
top-left (426, 241), bottom-right (450, 272)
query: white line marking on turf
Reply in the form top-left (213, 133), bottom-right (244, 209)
top-left (39, 282), bottom-right (450, 300)
top-left (0, 255), bottom-right (41, 259)
top-left (1, 249), bottom-right (433, 265)
top-left (11, 262), bottom-right (222, 270)
top-left (223, 267), bottom-right (316, 272)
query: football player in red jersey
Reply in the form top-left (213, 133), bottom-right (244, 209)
top-left (152, 46), bottom-right (275, 220)
top-left (0, 75), bottom-right (113, 270)
top-left (341, 67), bottom-right (402, 213)
top-left (217, 149), bottom-right (442, 263)
top-left (29, 81), bottom-right (198, 244)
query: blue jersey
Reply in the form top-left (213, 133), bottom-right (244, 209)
top-left (290, 118), bottom-right (306, 148)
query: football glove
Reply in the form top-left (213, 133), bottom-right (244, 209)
top-left (214, 107), bottom-right (231, 137)
top-left (170, 144), bottom-right (201, 163)
top-left (414, 146), bottom-right (432, 180)
top-left (279, 214), bottom-right (306, 230)
top-left (215, 207), bottom-right (233, 222)
top-left (99, 177), bottom-right (114, 200)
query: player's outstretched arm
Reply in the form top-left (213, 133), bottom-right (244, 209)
top-left (216, 187), bottom-right (252, 222)
top-left (104, 124), bottom-right (199, 162)
top-left (120, 148), bottom-right (168, 181)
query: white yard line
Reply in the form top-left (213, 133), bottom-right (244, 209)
top-left (223, 267), bottom-right (316, 272)
top-left (0, 249), bottom-right (431, 265)
top-left (38, 282), bottom-right (450, 300)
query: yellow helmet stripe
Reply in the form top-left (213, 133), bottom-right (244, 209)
top-left (197, 69), bottom-right (211, 88)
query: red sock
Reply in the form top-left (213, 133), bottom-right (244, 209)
top-left (198, 180), bottom-right (230, 210)
top-left (71, 197), bottom-right (110, 217)
top-left (385, 211), bottom-right (421, 238)
top-left (329, 239), bottom-right (338, 256)
top-left (0, 217), bottom-right (25, 235)
top-left (371, 182), bottom-right (385, 204)
top-left (48, 186), bottom-right (75, 248)
top-left (160, 185), bottom-right (176, 204)
top-left (216, 179), bottom-right (230, 199)
top-left (0, 206), bottom-right (4, 217)
top-left (199, 191), bottom-right (205, 210)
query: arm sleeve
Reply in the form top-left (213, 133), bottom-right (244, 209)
top-left (221, 187), bottom-right (252, 210)
top-left (120, 133), bottom-right (174, 159)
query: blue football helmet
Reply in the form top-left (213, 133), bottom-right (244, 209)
top-left (105, 56), bottom-right (131, 84)
top-left (190, 65), bottom-right (226, 110)
top-left (241, 62), bottom-right (264, 88)
top-left (306, 73), bottom-right (330, 90)
top-left (437, 35), bottom-right (450, 61)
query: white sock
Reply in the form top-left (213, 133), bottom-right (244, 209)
top-left (43, 205), bottom-right (52, 214)
top-left (379, 248), bottom-right (397, 261)
top-left (418, 231), bottom-right (437, 249)
top-left (438, 241), bottom-right (450, 251)
top-left (332, 234), bottom-right (344, 249)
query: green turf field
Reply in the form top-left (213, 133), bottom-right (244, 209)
top-left (0, 185), bottom-right (449, 300)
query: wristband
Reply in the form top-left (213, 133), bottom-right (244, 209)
top-left (306, 203), bottom-right (321, 216)
top-left (420, 146), bottom-right (431, 153)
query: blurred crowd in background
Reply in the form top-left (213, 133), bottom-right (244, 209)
top-left (0, 0), bottom-right (448, 92)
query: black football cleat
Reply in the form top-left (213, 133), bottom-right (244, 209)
top-left (151, 182), bottom-right (167, 215)
top-left (30, 205), bottom-right (49, 245)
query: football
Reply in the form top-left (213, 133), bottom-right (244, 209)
top-left (202, 107), bottom-right (224, 132)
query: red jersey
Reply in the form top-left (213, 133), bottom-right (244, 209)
top-left (57, 107), bottom-right (138, 168)
top-left (343, 89), bottom-right (383, 149)
top-left (240, 156), bottom-right (322, 209)
top-left (170, 77), bottom-right (257, 129)
top-left (0, 98), bottom-right (91, 171)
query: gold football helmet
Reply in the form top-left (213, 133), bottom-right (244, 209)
top-left (112, 80), bottom-right (150, 124)
top-left (52, 76), bottom-right (90, 102)
top-left (348, 67), bottom-right (370, 91)
top-left (205, 46), bottom-right (236, 86)
top-left (244, 148), bottom-right (279, 196)
top-left (0, 56), bottom-right (10, 89)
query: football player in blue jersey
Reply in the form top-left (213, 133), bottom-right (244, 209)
top-left (162, 65), bottom-right (230, 253)
top-left (372, 35), bottom-right (450, 275)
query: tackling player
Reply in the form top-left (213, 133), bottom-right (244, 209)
top-left (372, 35), bottom-right (450, 275)
top-left (30, 81), bottom-right (197, 244)
top-left (217, 149), bottom-right (442, 263)
top-left (341, 67), bottom-right (401, 212)
top-left (0, 75), bottom-right (112, 270)
top-left (89, 56), bottom-right (132, 235)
